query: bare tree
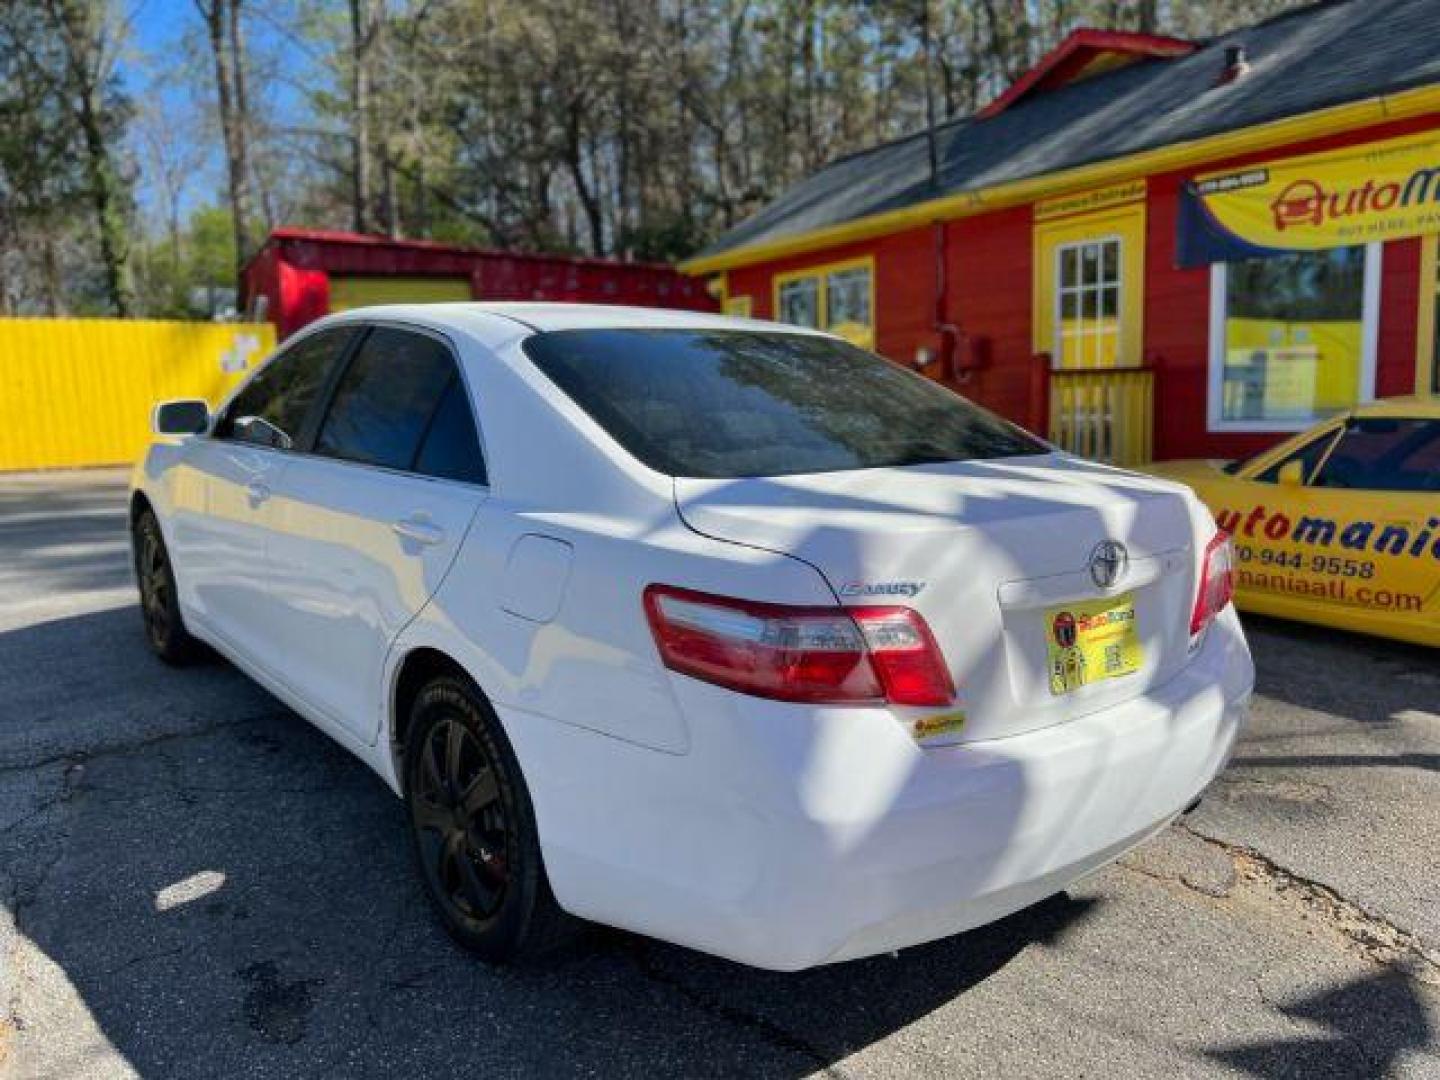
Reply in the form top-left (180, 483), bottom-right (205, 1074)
top-left (115, 0), bottom-right (1312, 280)
top-left (194, 0), bottom-right (257, 277)
top-left (348, 0), bottom-right (385, 233)
top-left (134, 97), bottom-right (205, 273)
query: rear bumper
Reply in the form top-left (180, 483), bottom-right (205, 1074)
top-left (503, 607), bottom-right (1253, 971)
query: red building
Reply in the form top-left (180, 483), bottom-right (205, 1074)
top-left (242, 228), bottom-right (714, 340)
top-left (681, 1), bottom-right (1440, 464)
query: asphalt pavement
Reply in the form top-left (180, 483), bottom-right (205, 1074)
top-left (1, 469), bottom-right (1437, 1079)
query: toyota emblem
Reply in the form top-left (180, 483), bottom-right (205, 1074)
top-left (1089, 541), bottom-right (1128, 590)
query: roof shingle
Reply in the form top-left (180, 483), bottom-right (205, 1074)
top-left (697, 0), bottom-right (1440, 262)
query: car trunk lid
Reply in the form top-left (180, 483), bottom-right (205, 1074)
top-left (675, 454), bottom-right (1203, 743)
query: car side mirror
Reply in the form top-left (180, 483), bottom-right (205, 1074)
top-left (1276, 460), bottom-right (1305, 487)
top-left (152, 399), bottom-right (210, 437)
top-left (233, 415), bottom-right (292, 450)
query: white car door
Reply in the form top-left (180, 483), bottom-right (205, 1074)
top-left (168, 326), bottom-right (358, 666)
top-left (262, 324), bottom-right (488, 743)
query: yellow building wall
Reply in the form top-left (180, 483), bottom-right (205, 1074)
top-left (0, 319), bottom-right (276, 471)
top-left (329, 275), bottom-right (473, 312)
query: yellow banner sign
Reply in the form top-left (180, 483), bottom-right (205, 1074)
top-left (1192, 130), bottom-right (1440, 249)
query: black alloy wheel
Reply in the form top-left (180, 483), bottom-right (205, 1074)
top-left (411, 710), bottom-right (512, 923)
top-left (404, 676), bottom-right (572, 961)
top-left (133, 509), bottom-right (201, 665)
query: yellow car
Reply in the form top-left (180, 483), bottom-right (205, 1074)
top-left (1148, 397), bottom-right (1439, 647)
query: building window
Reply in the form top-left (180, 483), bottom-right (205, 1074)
top-left (777, 276), bottom-right (820, 328)
top-left (773, 258), bottom-right (874, 348)
top-left (1208, 244), bottom-right (1379, 431)
top-left (825, 266), bottom-right (872, 343)
top-left (1055, 238), bottom-right (1121, 367)
top-left (723, 295), bottom-right (753, 318)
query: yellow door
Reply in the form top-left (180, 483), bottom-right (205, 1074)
top-left (1033, 197), bottom-right (1145, 370)
top-left (1033, 191), bottom-right (1150, 463)
top-left (328, 275), bottom-right (473, 312)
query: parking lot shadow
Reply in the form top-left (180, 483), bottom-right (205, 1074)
top-left (3, 637), bottom-right (1099, 1078)
top-left (1205, 970), bottom-right (1433, 1078)
top-left (0, 605), bottom-right (276, 771)
top-left (1239, 614), bottom-right (1437, 727)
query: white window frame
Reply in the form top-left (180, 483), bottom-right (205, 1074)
top-left (1052, 234), bottom-right (1124, 369)
top-left (1207, 242), bottom-right (1381, 433)
top-left (777, 276), bottom-right (821, 329)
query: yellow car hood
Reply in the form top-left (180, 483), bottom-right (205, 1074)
top-left (1143, 459), bottom-right (1235, 485)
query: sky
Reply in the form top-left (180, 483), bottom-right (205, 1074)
top-left (129, 0), bottom-right (184, 56)
top-left (123, 0), bottom-right (312, 223)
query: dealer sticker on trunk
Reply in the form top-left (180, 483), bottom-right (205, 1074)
top-left (1046, 593), bottom-right (1143, 695)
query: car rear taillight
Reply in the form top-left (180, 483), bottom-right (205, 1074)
top-left (1190, 531), bottom-right (1236, 636)
top-left (643, 585), bottom-right (955, 707)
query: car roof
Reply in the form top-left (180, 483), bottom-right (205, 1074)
top-left (1224, 394), bottom-right (1438, 478)
top-left (321, 301), bottom-right (827, 338)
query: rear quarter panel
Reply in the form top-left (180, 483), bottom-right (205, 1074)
top-left (400, 506), bottom-right (838, 758)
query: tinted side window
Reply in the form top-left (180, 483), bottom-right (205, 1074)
top-left (314, 327), bottom-right (458, 472)
top-left (217, 328), bottom-right (353, 448)
top-left (1313, 418), bottom-right (1440, 492)
top-left (1255, 429), bottom-right (1339, 484)
top-left (414, 379), bottom-right (486, 485)
top-left (1397, 425), bottom-right (1440, 488)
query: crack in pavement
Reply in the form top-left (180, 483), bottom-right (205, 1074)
top-left (1174, 822), bottom-right (1440, 985)
top-left (1121, 857), bottom-right (1232, 899)
top-left (0, 708), bottom-right (292, 777)
top-left (619, 941), bottom-right (851, 1078)
top-left (0, 708), bottom-right (292, 1058)
top-left (100, 946), bottom-right (185, 978)
top-left (9, 764), bottom-right (84, 925)
top-left (3, 761), bottom-right (80, 1053)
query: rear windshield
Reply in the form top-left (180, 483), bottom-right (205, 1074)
top-left (524, 329), bottom-right (1047, 478)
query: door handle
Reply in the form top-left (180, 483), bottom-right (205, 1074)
top-left (392, 516), bottom-right (445, 547)
top-left (246, 480), bottom-right (271, 505)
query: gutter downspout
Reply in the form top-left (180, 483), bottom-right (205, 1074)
top-left (920, 7), bottom-right (964, 385)
top-left (933, 220), bottom-right (965, 383)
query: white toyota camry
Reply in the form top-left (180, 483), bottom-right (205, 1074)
top-left (131, 304), bottom-right (1253, 970)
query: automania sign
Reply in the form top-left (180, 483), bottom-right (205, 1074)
top-left (1215, 504), bottom-right (1440, 561)
top-left (1177, 130), bottom-right (1440, 265)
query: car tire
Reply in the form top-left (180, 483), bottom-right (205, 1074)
top-left (132, 508), bottom-right (204, 666)
top-left (403, 675), bottom-right (574, 962)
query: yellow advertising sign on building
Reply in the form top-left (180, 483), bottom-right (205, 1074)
top-left (1191, 130), bottom-right (1440, 250)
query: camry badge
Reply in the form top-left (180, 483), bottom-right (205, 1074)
top-left (1089, 541), bottom-right (1128, 590)
top-left (839, 580), bottom-right (926, 599)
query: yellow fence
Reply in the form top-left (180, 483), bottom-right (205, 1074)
top-left (1048, 366), bottom-right (1155, 467)
top-left (0, 319), bottom-right (274, 472)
